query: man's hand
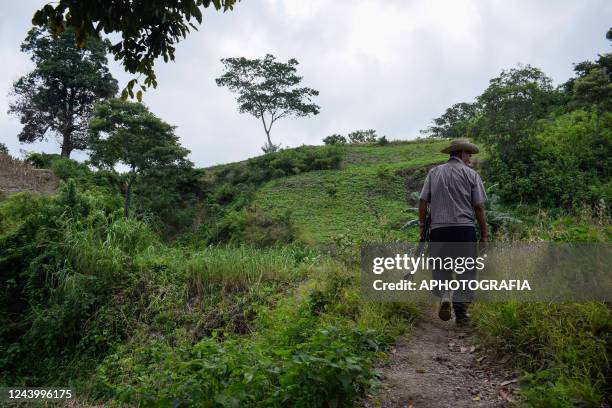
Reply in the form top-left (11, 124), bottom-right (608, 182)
top-left (474, 203), bottom-right (488, 254)
top-left (478, 233), bottom-right (488, 254)
top-left (418, 199), bottom-right (428, 239)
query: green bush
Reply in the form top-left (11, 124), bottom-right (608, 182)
top-left (211, 146), bottom-right (342, 187)
top-left (323, 134), bottom-right (347, 145)
top-left (347, 129), bottom-right (377, 144)
top-left (483, 110), bottom-right (611, 211)
top-left (207, 207), bottom-right (294, 247)
top-left (0, 181), bottom-right (155, 382)
top-left (25, 152), bottom-right (62, 168)
top-left (376, 135), bottom-right (389, 145)
top-left (98, 321), bottom-right (380, 407)
top-left (247, 145), bottom-right (342, 182)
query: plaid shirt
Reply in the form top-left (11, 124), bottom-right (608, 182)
top-left (419, 157), bottom-right (486, 230)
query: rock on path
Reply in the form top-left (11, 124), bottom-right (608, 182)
top-left (364, 306), bottom-right (519, 408)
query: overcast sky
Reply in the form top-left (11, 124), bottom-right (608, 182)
top-left (1, 0), bottom-right (610, 167)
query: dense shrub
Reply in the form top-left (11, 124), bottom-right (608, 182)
top-left (376, 135), bottom-right (389, 145)
top-left (208, 207), bottom-right (295, 247)
top-left (134, 165), bottom-right (206, 236)
top-left (212, 146), bottom-right (342, 187)
top-left (323, 134), bottom-right (347, 145)
top-left (25, 152), bottom-right (120, 194)
top-left (483, 110), bottom-right (611, 210)
top-left (0, 181), bottom-right (136, 382)
top-left (246, 145), bottom-right (342, 182)
top-left (95, 262), bottom-right (400, 408)
top-left (347, 129), bottom-right (377, 144)
top-left (98, 320), bottom-right (381, 407)
top-left (25, 152), bottom-right (62, 168)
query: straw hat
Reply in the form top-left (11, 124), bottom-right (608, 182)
top-left (440, 138), bottom-right (480, 154)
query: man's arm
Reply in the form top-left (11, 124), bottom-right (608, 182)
top-left (418, 198), bottom-right (428, 237)
top-left (473, 203), bottom-right (488, 241)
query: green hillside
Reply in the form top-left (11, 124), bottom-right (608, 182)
top-left (1, 139), bottom-right (610, 407)
top-left (253, 140), bottom-right (447, 244)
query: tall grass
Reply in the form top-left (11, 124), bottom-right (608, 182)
top-left (472, 301), bottom-right (610, 407)
top-left (181, 245), bottom-right (317, 296)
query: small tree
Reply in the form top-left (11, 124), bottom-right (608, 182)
top-left (88, 99), bottom-right (191, 217)
top-left (376, 135), bottom-right (389, 145)
top-left (8, 27), bottom-right (118, 157)
top-left (472, 64), bottom-right (560, 146)
top-left (348, 129), bottom-right (377, 144)
top-left (421, 102), bottom-right (478, 138)
top-left (323, 134), bottom-right (347, 145)
top-left (216, 54), bottom-right (320, 152)
top-left (0, 143), bottom-right (8, 155)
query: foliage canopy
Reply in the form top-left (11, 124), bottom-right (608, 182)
top-left (88, 98), bottom-right (192, 217)
top-left (216, 54), bottom-right (320, 152)
top-left (8, 27), bottom-right (117, 157)
top-left (32, 0), bottom-right (240, 98)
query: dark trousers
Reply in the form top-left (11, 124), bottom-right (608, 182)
top-left (429, 226), bottom-right (477, 318)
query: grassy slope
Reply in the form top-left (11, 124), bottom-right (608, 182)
top-left (238, 140), bottom-right (610, 407)
top-left (252, 139), bottom-right (448, 244)
top-left (3, 140), bottom-right (607, 406)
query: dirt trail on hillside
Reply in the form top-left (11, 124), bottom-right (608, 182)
top-left (364, 307), bottom-right (520, 408)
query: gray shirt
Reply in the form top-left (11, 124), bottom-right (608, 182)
top-left (419, 157), bottom-right (487, 230)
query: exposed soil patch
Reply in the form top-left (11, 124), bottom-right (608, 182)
top-left (364, 307), bottom-right (520, 408)
top-left (395, 163), bottom-right (439, 206)
top-left (0, 154), bottom-right (58, 197)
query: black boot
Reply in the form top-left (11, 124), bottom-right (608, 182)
top-left (438, 291), bottom-right (452, 321)
top-left (453, 302), bottom-right (471, 326)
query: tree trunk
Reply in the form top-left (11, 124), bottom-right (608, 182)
top-left (60, 132), bottom-right (72, 158)
top-left (260, 113), bottom-right (273, 149)
top-left (124, 182), bottom-right (131, 218)
top-left (124, 172), bottom-right (136, 217)
top-left (265, 129), bottom-right (272, 147)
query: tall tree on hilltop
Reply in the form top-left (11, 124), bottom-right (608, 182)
top-left (88, 98), bottom-right (192, 217)
top-left (216, 54), bottom-right (320, 153)
top-left (8, 27), bottom-right (118, 157)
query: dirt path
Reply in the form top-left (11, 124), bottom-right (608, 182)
top-left (365, 306), bottom-right (519, 408)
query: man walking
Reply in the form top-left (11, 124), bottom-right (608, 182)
top-left (418, 138), bottom-right (488, 325)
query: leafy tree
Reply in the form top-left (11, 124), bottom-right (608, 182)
top-left (486, 109), bottom-right (611, 208)
top-left (32, 0), bottom-right (240, 97)
top-left (323, 134), bottom-right (347, 145)
top-left (376, 135), bottom-right (389, 145)
top-left (0, 143), bottom-right (7, 155)
top-left (347, 129), bottom-right (377, 144)
top-left (8, 27), bottom-right (117, 157)
top-left (571, 67), bottom-right (612, 111)
top-left (88, 99), bottom-right (192, 217)
top-left (421, 102), bottom-right (478, 138)
top-left (563, 30), bottom-right (612, 112)
top-left (216, 54), bottom-right (320, 153)
top-left (469, 64), bottom-right (561, 163)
